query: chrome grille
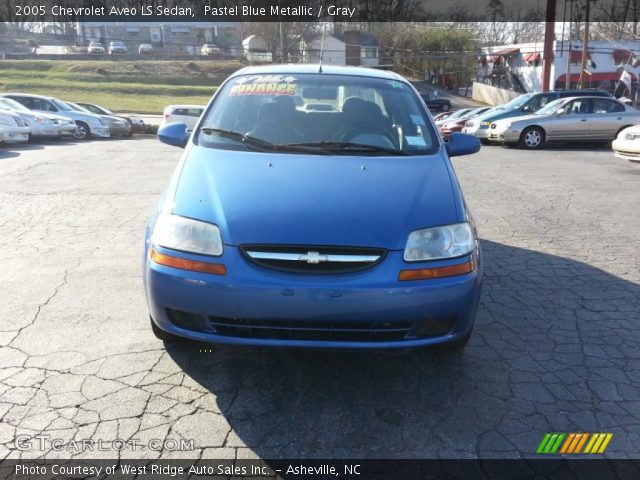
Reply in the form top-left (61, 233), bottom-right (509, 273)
top-left (14, 116), bottom-right (27, 127)
top-left (241, 245), bottom-right (385, 274)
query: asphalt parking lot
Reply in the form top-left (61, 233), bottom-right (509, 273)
top-left (0, 138), bottom-right (639, 460)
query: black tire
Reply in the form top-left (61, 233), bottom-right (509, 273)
top-left (150, 316), bottom-right (179, 342)
top-left (519, 126), bottom-right (545, 149)
top-left (441, 103), bottom-right (451, 112)
top-left (74, 121), bottom-right (90, 140)
top-left (479, 138), bottom-right (492, 145)
top-left (442, 328), bottom-right (473, 351)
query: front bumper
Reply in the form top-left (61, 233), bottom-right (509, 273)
top-left (58, 123), bottom-right (78, 137)
top-left (91, 127), bottom-right (111, 138)
top-left (462, 124), bottom-right (490, 139)
top-left (487, 125), bottom-right (521, 143)
top-left (612, 138), bottom-right (640, 163)
top-left (30, 123), bottom-right (62, 138)
top-left (108, 124), bottom-right (132, 136)
top-left (143, 243), bottom-right (482, 350)
top-left (0, 125), bottom-right (30, 143)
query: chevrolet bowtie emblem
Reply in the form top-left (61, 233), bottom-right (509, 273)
top-left (298, 251), bottom-right (328, 264)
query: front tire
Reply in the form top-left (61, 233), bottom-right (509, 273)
top-left (74, 121), bottom-right (90, 140)
top-left (519, 126), bottom-right (544, 149)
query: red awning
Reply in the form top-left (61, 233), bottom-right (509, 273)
top-left (523, 52), bottom-right (541, 62)
top-left (613, 49), bottom-right (634, 64)
top-left (488, 55), bottom-right (501, 64)
top-left (492, 48), bottom-right (520, 56)
top-left (570, 50), bottom-right (591, 62)
top-left (555, 71), bottom-right (636, 83)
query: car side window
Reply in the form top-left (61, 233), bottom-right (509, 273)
top-left (591, 99), bottom-right (624, 114)
top-left (565, 99), bottom-right (589, 114)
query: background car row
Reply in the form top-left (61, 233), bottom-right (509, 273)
top-left (0, 93), bottom-right (146, 145)
top-left (435, 89), bottom-right (640, 161)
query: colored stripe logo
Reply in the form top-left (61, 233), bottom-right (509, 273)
top-left (537, 433), bottom-right (613, 454)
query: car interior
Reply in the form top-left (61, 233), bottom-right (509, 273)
top-left (206, 83), bottom-right (435, 152)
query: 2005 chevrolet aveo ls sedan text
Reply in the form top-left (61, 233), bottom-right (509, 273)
top-left (144, 65), bottom-right (482, 351)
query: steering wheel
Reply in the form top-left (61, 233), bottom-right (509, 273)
top-left (341, 125), bottom-right (397, 146)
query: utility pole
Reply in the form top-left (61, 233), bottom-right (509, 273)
top-left (578, 0), bottom-right (591, 89)
top-left (542, 0), bottom-right (557, 91)
top-left (565, 0), bottom-right (573, 90)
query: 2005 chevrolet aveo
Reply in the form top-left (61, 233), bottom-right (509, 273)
top-left (144, 65), bottom-right (482, 350)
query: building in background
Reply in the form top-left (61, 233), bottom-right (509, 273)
top-left (301, 31), bottom-right (379, 67)
top-left (476, 40), bottom-right (640, 97)
top-left (76, 22), bottom-right (241, 55)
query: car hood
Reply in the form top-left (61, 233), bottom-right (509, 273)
top-left (169, 147), bottom-right (460, 250)
top-left (40, 112), bottom-right (74, 122)
top-left (494, 114), bottom-right (546, 126)
top-left (474, 108), bottom-right (529, 123)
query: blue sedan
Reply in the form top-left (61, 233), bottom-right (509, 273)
top-left (144, 65), bottom-right (482, 350)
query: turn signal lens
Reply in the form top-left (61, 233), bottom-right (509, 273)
top-left (399, 259), bottom-right (475, 281)
top-left (151, 249), bottom-right (226, 275)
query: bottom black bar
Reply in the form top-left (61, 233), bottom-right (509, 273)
top-left (1, 459), bottom-right (640, 480)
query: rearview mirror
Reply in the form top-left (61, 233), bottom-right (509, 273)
top-left (447, 132), bottom-right (481, 157)
top-left (158, 122), bottom-right (188, 148)
top-left (302, 87), bottom-right (338, 100)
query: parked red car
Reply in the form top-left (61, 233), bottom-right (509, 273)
top-left (439, 107), bottom-right (491, 140)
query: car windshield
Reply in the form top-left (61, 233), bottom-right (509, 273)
top-left (197, 73), bottom-right (439, 156)
top-left (64, 102), bottom-right (92, 113)
top-left (501, 93), bottom-right (535, 110)
top-left (446, 109), bottom-right (471, 120)
top-left (534, 98), bottom-right (566, 115)
top-left (51, 99), bottom-right (75, 111)
top-left (0, 98), bottom-right (30, 112)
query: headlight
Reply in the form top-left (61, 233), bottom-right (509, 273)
top-left (480, 121), bottom-right (491, 127)
top-left (404, 222), bottom-right (474, 262)
top-left (152, 213), bottom-right (223, 256)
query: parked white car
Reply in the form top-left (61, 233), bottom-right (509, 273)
top-left (162, 105), bottom-right (205, 131)
top-left (138, 43), bottom-right (153, 54)
top-left (0, 110), bottom-right (30, 144)
top-left (0, 97), bottom-right (76, 140)
top-left (612, 125), bottom-right (640, 163)
top-left (87, 42), bottom-right (105, 54)
top-left (2, 93), bottom-right (110, 140)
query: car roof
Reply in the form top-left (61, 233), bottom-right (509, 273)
top-left (2, 93), bottom-right (55, 100)
top-left (169, 105), bottom-right (206, 109)
top-left (231, 64), bottom-right (407, 82)
top-left (559, 96), bottom-right (621, 101)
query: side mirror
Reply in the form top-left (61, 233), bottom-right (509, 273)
top-left (555, 108), bottom-right (566, 115)
top-left (447, 132), bottom-right (481, 157)
top-left (158, 122), bottom-right (188, 148)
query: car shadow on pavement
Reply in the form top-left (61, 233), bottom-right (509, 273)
top-left (0, 149), bottom-right (20, 159)
top-left (165, 240), bottom-right (640, 458)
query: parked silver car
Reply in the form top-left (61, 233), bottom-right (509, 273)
top-left (488, 96), bottom-right (640, 149)
top-left (64, 101), bottom-right (131, 137)
top-left (2, 93), bottom-right (110, 140)
top-left (0, 97), bottom-right (76, 140)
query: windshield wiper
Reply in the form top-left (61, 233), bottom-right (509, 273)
top-left (283, 141), bottom-right (412, 156)
top-left (199, 128), bottom-right (276, 151)
top-left (199, 128), bottom-right (333, 154)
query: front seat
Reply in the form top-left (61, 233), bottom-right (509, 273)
top-left (337, 98), bottom-right (396, 147)
top-left (247, 99), bottom-right (303, 145)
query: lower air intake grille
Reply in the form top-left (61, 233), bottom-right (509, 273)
top-left (241, 245), bottom-right (385, 274)
top-left (208, 317), bottom-right (413, 342)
